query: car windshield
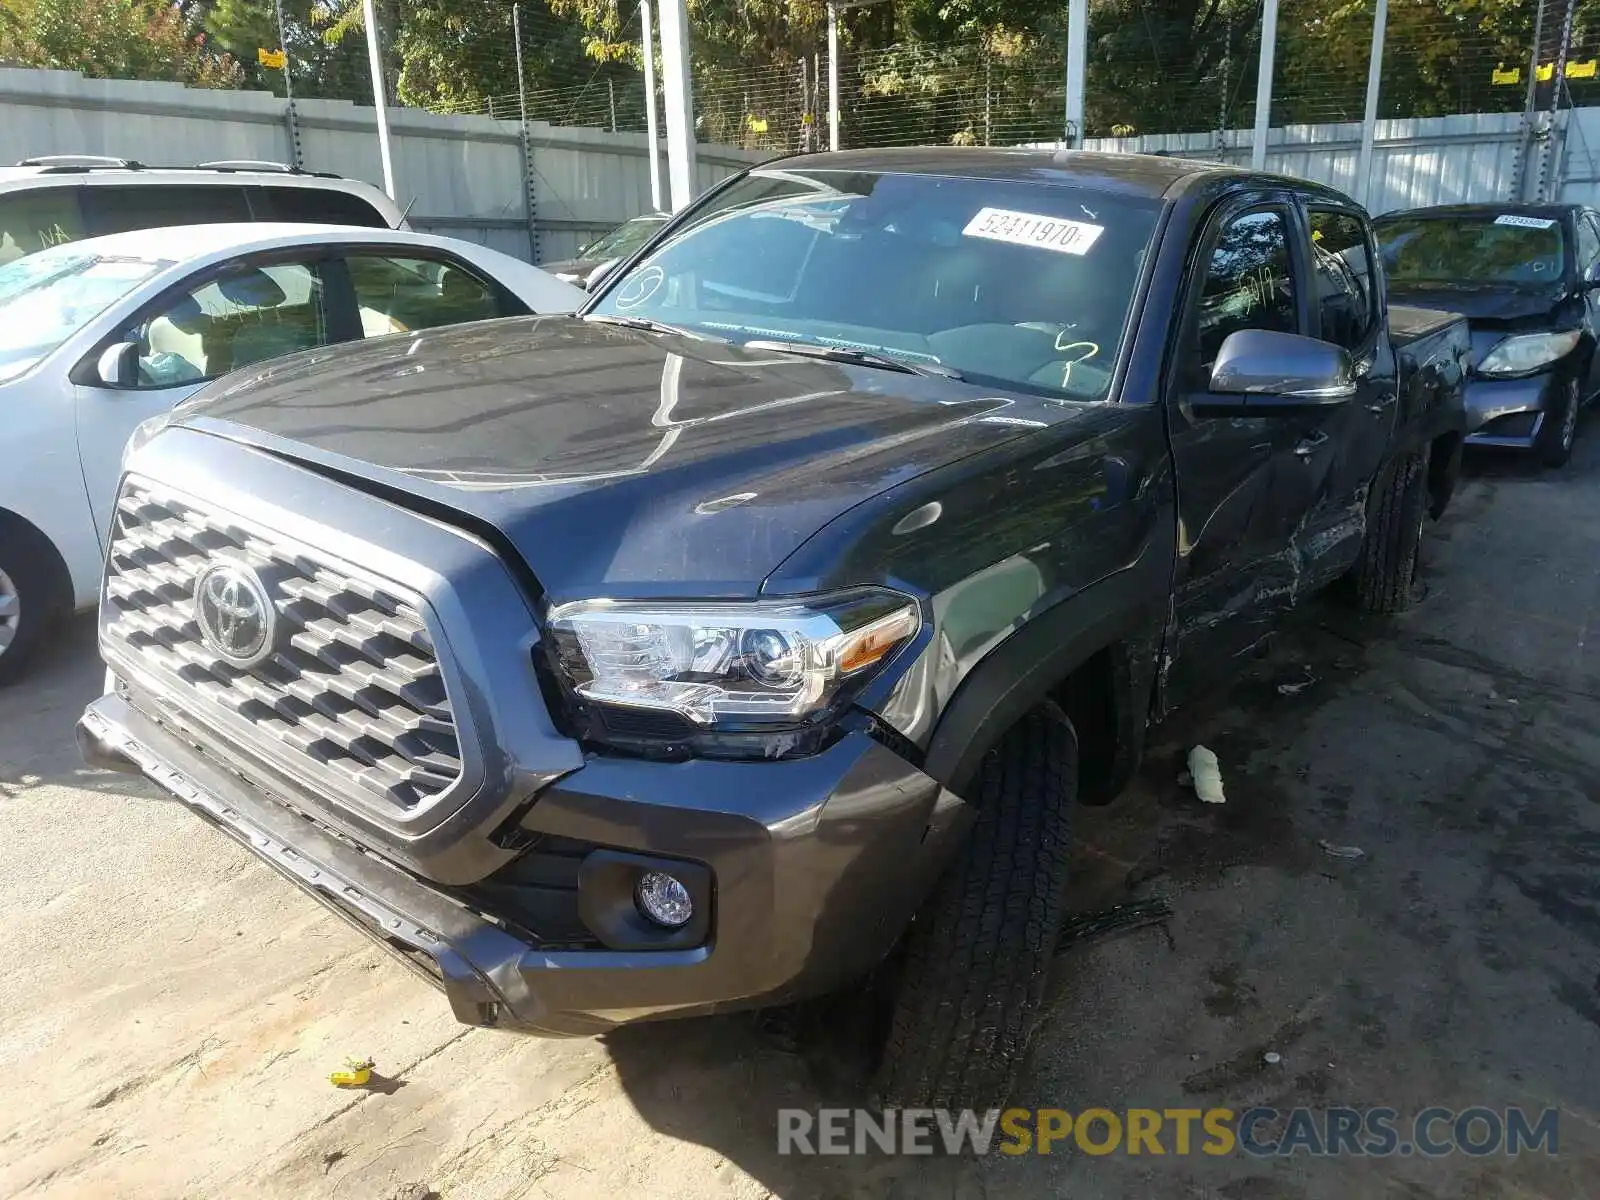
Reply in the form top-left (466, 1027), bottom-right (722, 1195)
top-left (0, 246), bottom-right (166, 382)
top-left (1374, 214), bottom-right (1567, 287)
top-left (580, 216), bottom-right (666, 261)
top-left (587, 170), bottom-right (1163, 400)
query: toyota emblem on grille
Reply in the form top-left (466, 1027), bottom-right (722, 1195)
top-left (193, 562), bottom-right (276, 668)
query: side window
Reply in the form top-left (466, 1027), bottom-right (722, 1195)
top-left (1577, 214), bottom-right (1600, 278)
top-left (80, 185), bottom-right (252, 237)
top-left (346, 254), bottom-right (506, 336)
top-left (0, 189), bottom-right (86, 264)
top-left (124, 259), bottom-right (331, 388)
top-left (1192, 208), bottom-right (1298, 374)
top-left (1308, 209), bottom-right (1376, 351)
top-left (254, 186), bottom-right (391, 228)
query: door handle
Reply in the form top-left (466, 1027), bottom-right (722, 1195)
top-left (1294, 431), bottom-right (1329, 459)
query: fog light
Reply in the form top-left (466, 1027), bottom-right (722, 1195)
top-left (635, 870), bottom-right (694, 928)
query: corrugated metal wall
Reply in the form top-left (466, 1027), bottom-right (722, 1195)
top-left (0, 68), bottom-right (763, 264)
top-left (1078, 110), bottom-right (1532, 214)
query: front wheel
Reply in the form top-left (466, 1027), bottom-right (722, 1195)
top-left (1537, 376), bottom-right (1580, 468)
top-left (1349, 444), bottom-right (1430, 615)
top-left (0, 522), bottom-right (70, 686)
top-left (874, 707), bottom-right (1077, 1109)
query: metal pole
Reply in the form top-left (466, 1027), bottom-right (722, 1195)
top-left (828, 3), bottom-right (841, 150)
top-left (640, 0), bottom-right (663, 211)
top-left (1356, 0), bottom-right (1388, 209)
top-left (984, 57), bottom-right (993, 146)
top-left (1065, 0), bottom-right (1087, 147)
top-left (361, 0), bottom-right (396, 198)
top-left (513, 3), bottom-right (537, 261)
top-left (272, 0), bottom-right (303, 169)
top-left (1250, 0), bottom-right (1280, 171)
top-left (658, 0), bottom-right (697, 211)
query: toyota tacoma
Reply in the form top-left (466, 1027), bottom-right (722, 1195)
top-left (79, 149), bottom-right (1468, 1106)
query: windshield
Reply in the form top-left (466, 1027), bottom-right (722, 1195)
top-left (587, 170), bottom-right (1163, 400)
top-left (1374, 214), bottom-right (1567, 288)
top-left (580, 216), bottom-right (666, 261)
top-left (0, 246), bottom-right (166, 383)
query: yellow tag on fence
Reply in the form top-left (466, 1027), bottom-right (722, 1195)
top-left (258, 47), bottom-right (287, 70)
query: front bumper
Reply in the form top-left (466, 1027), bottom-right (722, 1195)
top-left (80, 692), bottom-right (969, 1036)
top-left (1463, 372), bottom-right (1562, 448)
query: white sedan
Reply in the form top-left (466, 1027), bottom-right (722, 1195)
top-left (0, 223), bottom-right (585, 682)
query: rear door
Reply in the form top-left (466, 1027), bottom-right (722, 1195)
top-left (1164, 193), bottom-right (1330, 704)
top-left (1299, 203), bottom-right (1396, 589)
top-left (1576, 211), bottom-right (1600, 398)
top-left (73, 248), bottom-right (348, 541)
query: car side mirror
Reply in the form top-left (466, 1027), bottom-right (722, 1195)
top-left (584, 258), bottom-right (622, 291)
top-left (94, 341), bottom-right (139, 388)
top-left (1583, 262), bottom-right (1600, 289)
top-left (1191, 329), bottom-right (1356, 418)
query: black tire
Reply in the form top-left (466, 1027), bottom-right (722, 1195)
top-left (1537, 376), bottom-right (1579, 468)
top-left (1349, 445), bottom-right (1429, 615)
top-left (875, 707), bottom-right (1077, 1109)
top-left (0, 519), bottom-right (70, 687)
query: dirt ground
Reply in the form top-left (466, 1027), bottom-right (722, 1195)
top-left (3, 437), bottom-right (1600, 1199)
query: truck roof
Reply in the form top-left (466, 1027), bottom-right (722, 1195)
top-left (761, 146), bottom-right (1328, 203)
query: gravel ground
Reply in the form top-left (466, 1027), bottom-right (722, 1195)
top-left (2, 438), bottom-right (1598, 1199)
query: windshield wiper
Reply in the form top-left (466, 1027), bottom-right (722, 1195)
top-left (742, 339), bottom-right (964, 380)
top-left (585, 313), bottom-right (712, 339)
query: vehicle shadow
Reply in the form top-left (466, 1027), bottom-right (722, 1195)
top-left (0, 613), bottom-right (139, 799)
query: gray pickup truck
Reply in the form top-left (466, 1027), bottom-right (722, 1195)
top-left (80, 149), bottom-right (1469, 1107)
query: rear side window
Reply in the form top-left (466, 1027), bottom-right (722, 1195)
top-left (346, 254), bottom-right (509, 336)
top-left (81, 185), bottom-right (252, 236)
top-left (252, 186), bottom-right (391, 228)
top-left (0, 188), bottom-right (87, 263)
top-left (1308, 210), bottom-right (1376, 351)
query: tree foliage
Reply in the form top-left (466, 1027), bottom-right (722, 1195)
top-left (1, 0), bottom-right (243, 88)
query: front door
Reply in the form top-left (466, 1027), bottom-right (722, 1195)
top-left (1578, 212), bottom-right (1600, 399)
top-left (1165, 198), bottom-right (1335, 706)
top-left (75, 254), bottom-right (338, 542)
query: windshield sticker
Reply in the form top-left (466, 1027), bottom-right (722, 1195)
top-left (1494, 214), bottom-right (1557, 229)
top-left (613, 265), bottom-right (664, 309)
top-left (962, 208), bottom-right (1105, 255)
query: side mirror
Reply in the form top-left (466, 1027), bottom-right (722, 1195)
top-left (584, 258), bottom-right (622, 291)
top-left (94, 341), bottom-right (139, 388)
top-left (1583, 261), bottom-right (1600, 289)
top-left (1191, 329), bottom-right (1356, 418)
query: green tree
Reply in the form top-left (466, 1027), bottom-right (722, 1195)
top-left (0, 0), bottom-right (243, 87)
top-left (203, 0), bottom-right (369, 99)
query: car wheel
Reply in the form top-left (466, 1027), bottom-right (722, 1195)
top-left (1537, 376), bottom-right (1580, 468)
top-left (875, 706), bottom-right (1077, 1109)
top-left (0, 522), bottom-right (70, 686)
top-left (1349, 444), bottom-right (1430, 615)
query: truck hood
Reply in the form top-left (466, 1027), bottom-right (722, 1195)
top-left (175, 316), bottom-right (1078, 601)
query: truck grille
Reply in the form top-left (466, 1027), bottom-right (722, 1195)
top-left (102, 478), bottom-right (463, 812)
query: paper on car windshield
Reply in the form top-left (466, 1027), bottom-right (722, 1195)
top-left (962, 207), bottom-right (1105, 255)
top-left (1494, 214), bottom-right (1557, 229)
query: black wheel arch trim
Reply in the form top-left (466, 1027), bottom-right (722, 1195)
top-left (920, 541), bottom-right (1169, 799)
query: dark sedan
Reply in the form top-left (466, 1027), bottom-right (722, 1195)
top-left (1373, 202), bottom-right (1600, 466)
top-left (539, 211), bottom-right (668, 290)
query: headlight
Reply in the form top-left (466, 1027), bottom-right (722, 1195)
top-left (121, 413), bottom-right (170, 469)
top-left (1476, 330), bottom-right (1582, 377)
top-left (546, 590), bottom-right (920, 735)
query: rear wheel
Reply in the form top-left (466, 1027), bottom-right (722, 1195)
top-left (1349, 445), bottom-right (1429, 615)
top-left (1537, 376), bottom-right (1580, 468)
top-left (0, 521), bottom-right (70, 686)
top-left (875, 707), bottom-right (1077, 1109)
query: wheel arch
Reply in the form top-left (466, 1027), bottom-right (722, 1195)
top-left (920, 561), bottom-right (1166, 805)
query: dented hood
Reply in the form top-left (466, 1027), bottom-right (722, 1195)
top-left (174, 316), bottom-right (1076, 601)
